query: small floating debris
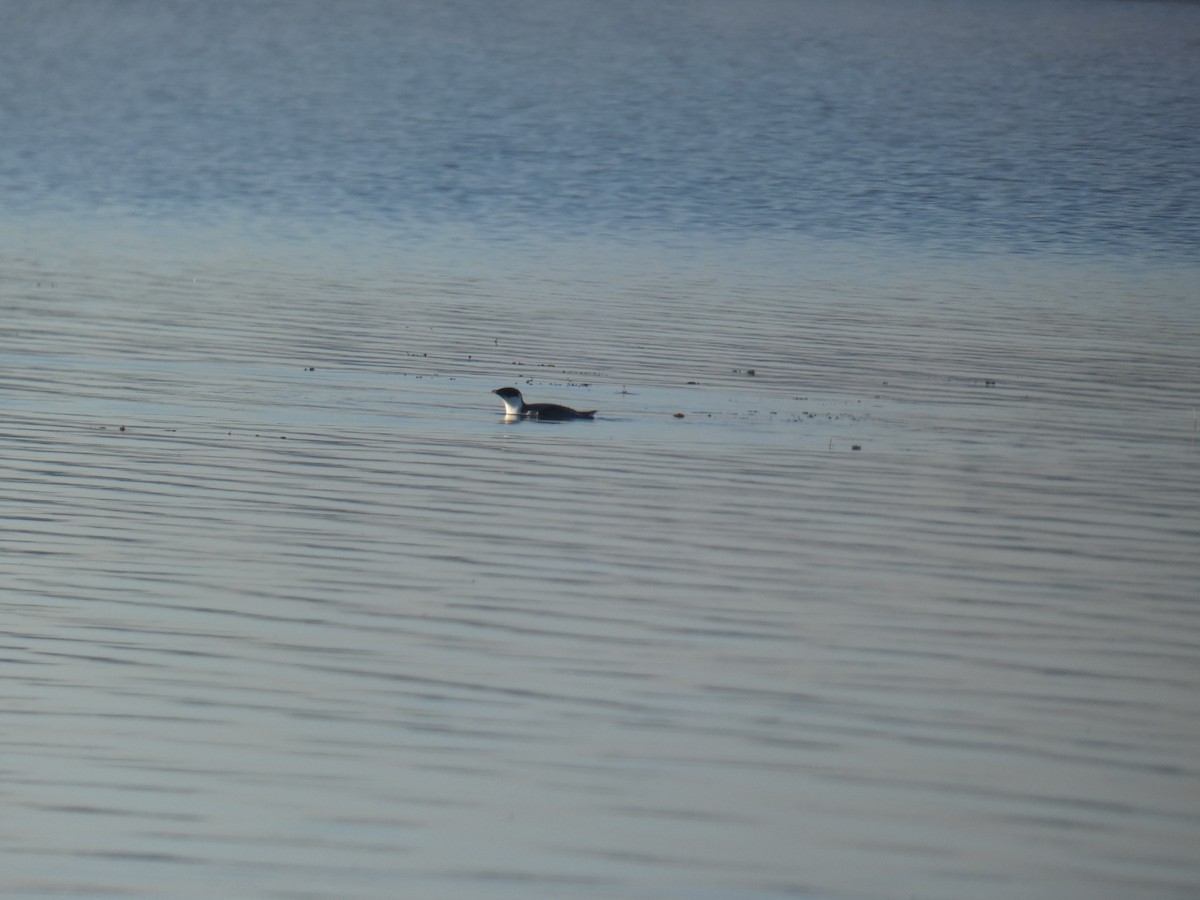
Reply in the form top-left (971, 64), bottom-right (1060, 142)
top-left (852, 444), bottom-right (861, 451)
top-left (673, 412), bottom-right (685, 418)
top-left (746, 369), bottom-right (756, 376)
top-left (304, 366), bottom-right (316, 372)
top-left (119, 424), bottom-right (126, 432)
top-left (985, 379), bottom-right (996, 386)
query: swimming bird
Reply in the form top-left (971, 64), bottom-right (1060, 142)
top-left (492, 387), bottom-right (596, 421)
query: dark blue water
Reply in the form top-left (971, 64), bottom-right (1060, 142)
top-left (3, 0), bottom-right (1197, 259)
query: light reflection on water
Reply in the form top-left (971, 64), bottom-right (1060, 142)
top-left (2, 238), bottom-right (1198, 899)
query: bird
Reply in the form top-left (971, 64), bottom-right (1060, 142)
top-left (492, 387), bottom-right (596, 421)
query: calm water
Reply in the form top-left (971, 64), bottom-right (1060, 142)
top-left (3, 1), bottom-right (1200, 898)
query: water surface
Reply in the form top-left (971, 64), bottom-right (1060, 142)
top-left (2, 1), bottom-right (1199, 898)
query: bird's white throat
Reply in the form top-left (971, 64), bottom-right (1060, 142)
top-left (497, 395), bottom-right (524, 416)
